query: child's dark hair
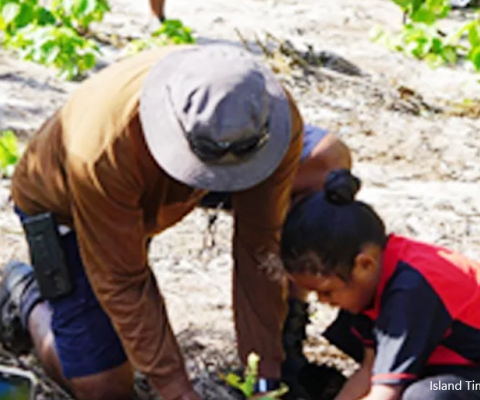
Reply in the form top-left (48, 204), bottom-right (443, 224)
top-left (281, 169), bottom-right (387, 279)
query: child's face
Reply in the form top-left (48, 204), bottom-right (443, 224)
top-left (290, 246), bottom-right (381, 314)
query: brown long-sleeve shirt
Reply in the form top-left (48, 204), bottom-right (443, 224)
top-left (12, 46), bottom-right (303, 399)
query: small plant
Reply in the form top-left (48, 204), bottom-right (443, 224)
top-left (50, 0), bottom-right (110, 34)
top-left (372, 0), bottom-right (480, 74)
top-left (392, 0), bottom-right (451, 24)
top-left (0, 0), bottom-right (107, 79)
top-left (457, 18), bottom-right (480, 70)
top-left (6, 24), bottom-right (99, 79)
top-left (371, 22), bottom-right (460, 67)
top-left (220, 353), bottom-right (288, 400)
top-left (0, 130), bottom-right (20, 178)
top-left (126, 19), bottom-right (195, 55)
top-left (0, 0), bottom-right (56, 35)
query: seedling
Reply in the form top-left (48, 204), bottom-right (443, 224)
top-left (220, 353), bottom-right (288, 400)
top-left (371, 0), bottom-right (480, 75)
top-left (0, 0), bottom-right (105, 79)
top-left (0, 130), bottom-right (20, 178)
top-left (126, 19), bottom-right (195, 55)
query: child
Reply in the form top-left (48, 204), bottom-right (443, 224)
top-left (281, 169), bottom-right (480, 400)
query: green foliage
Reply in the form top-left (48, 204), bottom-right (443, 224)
top-left (0, 0), bottom-right (107, 79)
top-left (220, 353), bottom-right (288, 400)
top-left (0, 130), bottom-right (20, 178)
top-left (372, 0), bottom-right (480, 74)
top-left (154, 19), bottom-right (195, 44)
top-left (6, 24), bottom-right (99, 79)
top-left (51, 0), bottom-right (110, 33)
top-left (126, 19), bottom-right (195, 55)
top-left (393, 0), bottom-right (451, 24)
top-left (371, 22), bottom-right (460, 67)
top-left (463, 19), bottom-right (480, 70)
top-left (0, 0), bottom-right (56, 35)
top-left (0, 2), bottom-right (194, 79)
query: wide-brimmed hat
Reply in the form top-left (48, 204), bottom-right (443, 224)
top-left (139, 44), bottom-right (291, 192)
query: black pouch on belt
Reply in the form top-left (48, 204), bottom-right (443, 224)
top-left (21, 212), bottom-right (72, 300)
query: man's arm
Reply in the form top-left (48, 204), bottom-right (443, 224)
top-left (292, 132), bottom-right (351, 198)
top-left (67, 150), bottom-right (192, 400)
top-left (231, 90), bottom-right (304, 379)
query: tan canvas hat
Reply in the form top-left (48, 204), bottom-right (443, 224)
top-left (139, 44), bottom-right (291, 192)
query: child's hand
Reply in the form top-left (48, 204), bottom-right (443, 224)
top-left (360, 385), bottom-right (402, 400)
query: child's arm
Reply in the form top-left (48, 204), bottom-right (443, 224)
top-left (333, 348), bottom-right (404, 400)
top-left (333, 347), bottom-right (374, 400)
top-left (333, 349), bottom-right (404, 400)
top-left (360, 267), bottom-right (452, 400)
top-left (359, 384), bottom-right (403, 400)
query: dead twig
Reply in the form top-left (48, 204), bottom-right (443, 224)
top-left (234, 28), bottom-right (251, 52)
top-left (253, 33), bottom-right (272, 58)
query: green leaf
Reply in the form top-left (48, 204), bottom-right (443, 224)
top-left (411, 8), bottom-right (436, 24)
top-left (0, 130), bottom-right (19, 172)
top-left (468, 23), bottom-right (480, 48)
top-left (391, 0), bottom-right (412, 9)
top-left (469, 47), bottom-right (480, 71)
top-left (242, 352), bottom-right (260, 398)
top-left (1, 2), bottom-right (20, 25)
top-left (35, 7), bottom-right (56, 25)
top-left (152, 18), bottom-right (195, 43)
top-left (82, 52), bottom-right (96, 68)
top-left (431, 37), bottom-right (443, 54)
top-left (223, 373), bottom-right (243, 389)
top-left (405, 37), bottom-right (429, 58)
top-left (62, 0), bottom-right (75, 14)
top-left (218, 372), bottom-right (253, 398)
top-left (14, 2), bottom-right (34, 29)
top-left (220, 353), bottom-right (290, 400)
top-left (410, 0), bottom-right (426, 15)
top-left (441, 45), bottom-right (457, 64)
top-left (75, 0), bottom-right (89, 15)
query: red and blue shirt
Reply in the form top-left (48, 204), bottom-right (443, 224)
top-left (352, 234), bottom-right (480, 385)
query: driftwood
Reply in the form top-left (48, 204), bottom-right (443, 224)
top-left (234, 29), bottom-right (443, 117)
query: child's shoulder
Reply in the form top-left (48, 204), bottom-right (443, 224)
top-left (386, 234), bottom-right (479, 277)
top-left (383, 234), bottom-right (480, 316)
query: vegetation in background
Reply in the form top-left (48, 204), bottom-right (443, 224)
top-left (0, 0), bottom-right (108, 79)
top-left (371, 0), bottom-right (480, 73)
top-left (50, 0), bottom-right (110, 34)
top-left (0, 130), bottom-right (20, 178)
top-left (0, 0), bottom-right (196, 79)
top-left (126, 19), bottom-right (196, 55)
top-left (220, 353), bottom-right (288, 400)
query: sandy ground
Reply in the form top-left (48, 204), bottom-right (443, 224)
top-left (1, 0), bottom-right (480, 399)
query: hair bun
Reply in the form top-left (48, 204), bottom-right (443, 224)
top-left (324, 169), bottom-right (361, 205)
